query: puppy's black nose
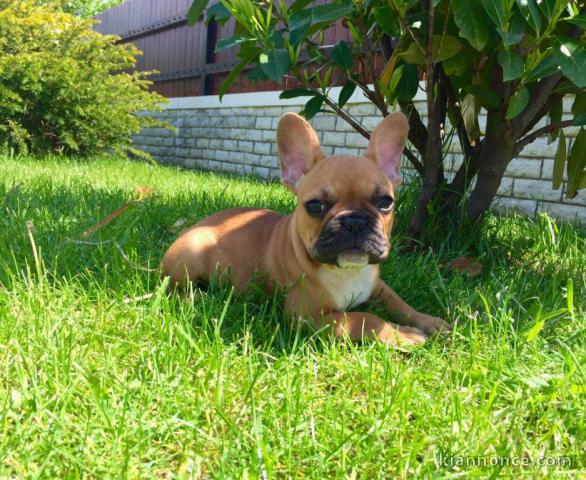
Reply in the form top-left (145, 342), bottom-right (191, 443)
top-left (340, 215), bottom-right (368, 232)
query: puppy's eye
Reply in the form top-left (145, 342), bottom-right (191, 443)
top-left (376, 195), bottom-right (394, 212)
top-left (305, 199), bottom-right (327, 216)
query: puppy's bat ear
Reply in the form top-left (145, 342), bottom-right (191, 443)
top-left (277, 113), bottom-right (325, 191)
top-left (364, 112), bottom-right (409, 186)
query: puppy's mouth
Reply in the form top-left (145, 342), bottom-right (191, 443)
top-left (310, 211), bottom-right (389, 267)
top-left (336, 248), bottom-right (370, 268)
top-left (312, 245), bottom-right (387, 268)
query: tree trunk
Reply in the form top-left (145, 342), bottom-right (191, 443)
top-left (406, 62), bottom-right (448, 239)
top-left (464, 118), bottom-right (516, 222)
top-left (400, 101), bottom-right (428, 158)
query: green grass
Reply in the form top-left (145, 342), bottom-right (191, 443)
top-left (0, 154), bottom-right (584, 479)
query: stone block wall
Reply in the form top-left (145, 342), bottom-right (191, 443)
top-left (133, 87), bottom-right (585, 223)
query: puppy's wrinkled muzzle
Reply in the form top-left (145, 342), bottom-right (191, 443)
top-left (311, 210), bottom-right (389, 266)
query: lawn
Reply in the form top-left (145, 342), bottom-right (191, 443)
top-left (0, 155), bottom-right (584, 478)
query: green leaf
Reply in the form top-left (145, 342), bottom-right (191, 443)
top-left (331, 41), bottom-right (353, 70)
top-left (506, 86), bottom-right (529, 119)
top-left (571, 92), bottom-right (586, 117)
top-left (187, 0), bottom-right (209, 26)
top-left (442, 52), bottom-right (471, 77)
top-left (247, 68), bottom-right (267, 81)
top-left (553, 39), bottom-right (586, 89)
top-left (338, 80), bottom-right (356, 108)
top-left (515, 0), bottom-right (542, 33)
top-left (571, 92), bottom-right (586, 125)
top-left (552, 130), bottom-right (566, 189)
top-left (548, 97), bottom-right (562, 143)
top-left (574, 113), bottom-right (586, 126)
top-left (233, 20), bottom-right (249, 38)
top-left (219, 48), bottom-right (259, 100)
top-left (538, 0), bottom-right (558, 20)
top-left (498, 49), bottom-right (524, 81)
top-left (481, 0), bottom-right (506, 29)
top-left (259, 49), bottom-right (290, 82)
top-left (553, 80), bottom-right (581, 96)
top-left (279, 88), bottom-right (315, 99)
top-left (238, 38), bottom-right (262, 59)
top-left (497, 29), bottom-right (524, 47)
top-left (400, 35), bottom-right (463, 64)
top-left (385, 64), bottom-right (404, 101)
top-left (219, 60), bottom-right (248, 100)
top-left (374, 6), bottom-right (400, 38)
top-left (566, 128), bottom-right (586, 198)
top-left (289, 1), bottom-right (354, 45)
top-left (290, 0), bottom-right (313, 12)
top-left (466, 84), bottom-right (500, 109)
top-left (395, 62), bottom-right (419, 102)
top-left (206, 2), bottom-right (231, 25)
top-left (497, 11), bottom-right (526, 46)
top-left (525, 54), bottom-right (559, 82)
top-left (565, 14), bottom-right (586, 30)
top-left (453, 0), bottom-right (491, 51)
top-left (270, 29), bottom-right (286, 49)
top-left (300, 95), bottom-right (324, 120)
top-left (215, 35), bottom-right (253, 52)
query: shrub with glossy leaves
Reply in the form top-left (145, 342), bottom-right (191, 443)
top-left (0, 0), bottom-right (167, 157)
top-left (190, 0), bottom-right (586, 236)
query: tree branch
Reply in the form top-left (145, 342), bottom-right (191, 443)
top-left (295, 73), bottom-right (371, 139)
top-left (390, 0), bottom-right (425, 54)
top-left (404, 148), bottom-right (425, 176)
top-left (519, 94), bottom-right (562, 139)
top-left (439, 66), bottom-right (475, 159)
top-left (408, 0), bottom-right (442, 238)
top-left (511, 73), bottom-right (562, 136)
top-left (355, 18), bottom-right (389, 116)
top-left (446, 142), bottom-right (483, 196)
top-left (399, 101), bottom-right (428, 157)
top-left (351, 78), bottom-right (380, 107)
top-left (425, 1), bottom-right (435, 137)
top-left (514, 119), bottom-right (575, 156)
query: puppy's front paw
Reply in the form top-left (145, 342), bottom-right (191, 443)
top-left (379, 324), bottom-right (427, 346)
top-left (412, 314), bottom-right (452, 336)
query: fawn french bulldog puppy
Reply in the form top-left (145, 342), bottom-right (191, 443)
top-left (162, 112), bottom-right (451, 345)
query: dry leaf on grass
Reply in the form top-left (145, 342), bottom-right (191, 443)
top-left (441, 256), bottom-right (483, 277)
top-left (80, 200), bottom-right (140, 238)
top-left (80, 185), bottom-right (157, 238)
top-left (134, 185), bottom-right (157, 200)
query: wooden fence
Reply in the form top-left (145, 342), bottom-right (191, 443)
top-left (94, 0), bottom-right (353, 97)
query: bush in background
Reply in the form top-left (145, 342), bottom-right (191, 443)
top-left (0, 0), bottom-right (167, 157)
top-left (57, 0), bottom-right (124, 18)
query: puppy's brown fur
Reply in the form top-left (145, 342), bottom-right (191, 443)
top-left (162, 112), bottom-right (450, 345)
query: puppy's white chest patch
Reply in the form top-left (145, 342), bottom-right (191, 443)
top-left (318, 264), bottom-right (377, 311)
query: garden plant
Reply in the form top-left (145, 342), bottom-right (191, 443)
top-left (189, 0), bottom-right (586, 237)
top-left (0, 0), bottom-right (166, 157)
